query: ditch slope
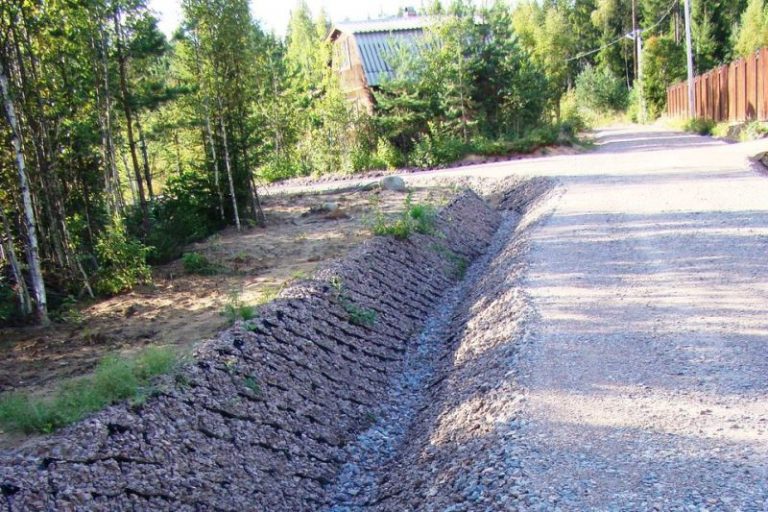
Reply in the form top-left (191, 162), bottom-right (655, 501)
top-left (0, 188), bottom-right (521, 511)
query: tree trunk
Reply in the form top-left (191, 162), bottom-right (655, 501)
top-left (0, 206), bottom-right (32, 317)
top-left (217, 106), bottom-right (241, 231)
top-left (0, 59), bottom-right (48, 324)
top-left (113, 8), bottom-right (149, 233)
top-left (96, 20), bottom-right (124, 214)
top-left (191, 30), bottom-right (225, 221)
top-left (204, 109), bottom-right (225, 220)
top-left (135, 114), bottom-right (154, 199)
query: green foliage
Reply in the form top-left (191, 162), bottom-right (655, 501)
top-left (344, 303), bottom-right (377, 328)
top-left (627, 87), bottom-right (643, 123)
top-left (0, 346), bottom-right (177, 434)
top-left (642, 36), bottom-right (687, 119)
top-left (743, 121), bottom-right (768, 140)
top-left (411, 123), bottom-right (469, 168)
top-left (329, 275), bottom-right (377, 327)
top-left (684, 118), bottom-right (716, 135)
top-left (371, 194), bottom-right (437, 240)
top-left (0, 282), bottom-right (16, 323)
top-left (258, 159), bottom-right (304, 183)
top-left (242, 376), bottom-right (261, 394)
top-left (51, 295), bottom-right (83, 325)
top-left (560, 91), bottom-right (589, 133)
top-left (222, 291), bottom-right (256, 323)
top-left (575, 66), bottom-right (628, 113)
top-left (182, 252), bottom-right (220, 275)
top-left (93, 218), bottom-right (152, 296)
top-left (130, 170), bottom-right (224, 264)
top-left (733, 0), bottom-right (768, 57)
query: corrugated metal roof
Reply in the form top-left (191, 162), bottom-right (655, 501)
top-left (330, 16), bottom-right (438, 87)
top-left (354, 29), bottom-right (425, 86)
top-left (335, 16), bottom-right (435, 34)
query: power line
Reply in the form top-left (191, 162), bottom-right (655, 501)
top-left (566, 0), bottom-right (678, 63)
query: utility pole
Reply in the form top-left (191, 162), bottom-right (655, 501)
top-left (637, 32), bottom-right (645, 122)
top-left (683, 0), bottom-right (695, 118)
top-left (631, 0), bottom-right (638, 80)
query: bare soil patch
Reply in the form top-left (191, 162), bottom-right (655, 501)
top-left (0, 185), bottom-right (456, 395)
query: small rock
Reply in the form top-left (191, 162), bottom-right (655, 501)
top-left (380, 176), bottom-right (407, 192)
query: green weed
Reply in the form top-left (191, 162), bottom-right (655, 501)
top-left (243, 376), bottom-right (262, 395)
top-left (222, 290), bottom-right (256, 323)
top-left (345, 303), bottom-right (377, 327)
top-left (371, 194), bottom-right (436, 240)
top-left (330, 276), bottom-right (377, 328)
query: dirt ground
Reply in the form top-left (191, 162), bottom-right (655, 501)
top-left (0, 184), bottom-right (456, 394)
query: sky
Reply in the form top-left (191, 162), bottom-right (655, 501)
top-left (147, 0), bottom-right (413, 38)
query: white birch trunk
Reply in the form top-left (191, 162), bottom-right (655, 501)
top-left (0, 59), bottom-right (48, 324)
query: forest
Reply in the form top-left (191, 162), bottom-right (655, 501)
top-left (0, 0), bottom-right (764, 325)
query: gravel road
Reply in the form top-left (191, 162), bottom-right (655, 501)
top-left (322, 126), bottom-right (768, 511)
top-left (516, 126), bottom-right (768, 511)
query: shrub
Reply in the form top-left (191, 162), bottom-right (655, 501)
top-left (559, 90), bottom-right (589, 133)
top-left (684, 118), bottom-right (716, 135)
top-left (469, 137), bottom-right (509, 156)
top-left (410, 122), bottom-right (468, 168)
top-left (258, 158), bottom-right (303, 183)
top-left (127, 170), bottom-right (225, 264)
top-left (93, 218), bottom-right (151, 296)
top-left (627, 87), bottom-right (643, 123)
top-left (375, 138), bottom-right (405, 169)
top-left (575, 66), bottom-right (628, 113)
top-left (182, 252), bottom-right (220, 275)
top-left (0, 346), bottom-right (177, 434)
top-left (642, 36), bottom-right (686, 120)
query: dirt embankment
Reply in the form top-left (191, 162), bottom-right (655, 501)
top-left (0, 190), bottom-right (502, 511)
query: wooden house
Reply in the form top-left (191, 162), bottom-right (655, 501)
top-left (327, 15), bottom-right (432, 113)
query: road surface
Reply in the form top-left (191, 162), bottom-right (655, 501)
top-left (516, 126), bottom-right (768, 510)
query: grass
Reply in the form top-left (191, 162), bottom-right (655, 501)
top-left (676, 118), bottom-right (768, 141)
top-left (0, 346), bottom-right (178, 435)
top-left (371, 194), bottom-right (437, 240)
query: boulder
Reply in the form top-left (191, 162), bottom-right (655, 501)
top-left (380, 176), bottom-right (407, 192)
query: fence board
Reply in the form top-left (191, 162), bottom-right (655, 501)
top-left (669, 48), bottom-right (768, 122)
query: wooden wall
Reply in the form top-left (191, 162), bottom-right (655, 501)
top-left (667, 47), bottom-right (768, 122)
top-left (331, 33), bottom-right (375, 114)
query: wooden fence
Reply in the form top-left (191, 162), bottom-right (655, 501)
top-left (667, 47), bottom-right (768, 122)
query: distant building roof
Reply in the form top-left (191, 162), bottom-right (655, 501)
top-left (333, 16), bottom-right (435, 35)
top-left (329, 16), bottom-right (435, 87)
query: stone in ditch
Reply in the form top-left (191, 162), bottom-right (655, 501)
top-left (380, 176), bottom-right (406, 192)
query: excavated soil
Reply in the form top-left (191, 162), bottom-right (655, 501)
top-left (0, 186), bottom-right (458, 395)
top-left (1, 186), bottom-right (545, 511)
